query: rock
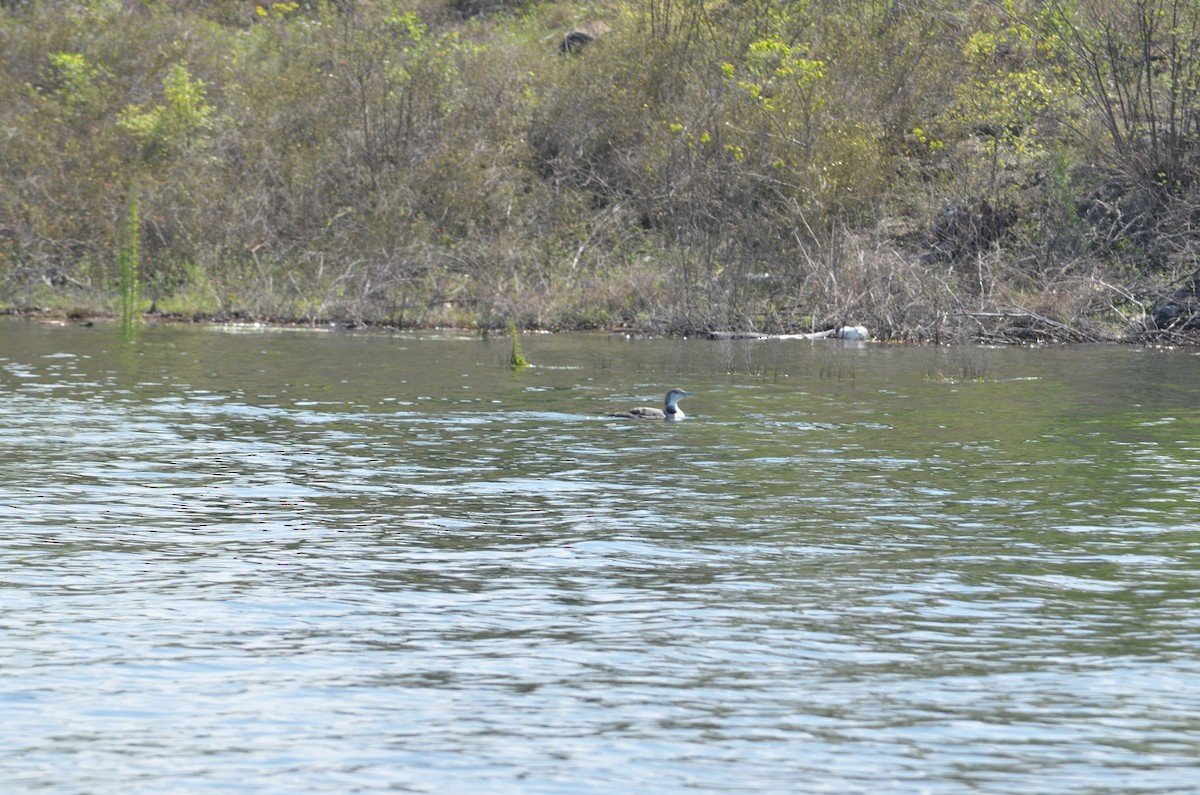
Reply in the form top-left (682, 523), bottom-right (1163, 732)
top-left (833, 325), bottom-right (870, 340)
top-left (1152, 269), bottom-right (1200, 330)
top-left (561, 21), bottom-right (611, 54)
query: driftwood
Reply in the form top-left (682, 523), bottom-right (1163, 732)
top-left (960, 310), bottom-right (1107, 344)
top-left (707, 329), bottom-right (864, 341)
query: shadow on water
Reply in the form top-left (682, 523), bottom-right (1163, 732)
top-left (3, 320), bottom-right (1200, 794)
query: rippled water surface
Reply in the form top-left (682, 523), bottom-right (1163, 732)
top-left (4, 319), bottom-right (1200, 794)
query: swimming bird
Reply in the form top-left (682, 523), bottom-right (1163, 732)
top-left (607, 389), bottom-right (696, 420)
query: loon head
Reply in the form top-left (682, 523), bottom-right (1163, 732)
top-left (663, 388), bottom-right (696, 419)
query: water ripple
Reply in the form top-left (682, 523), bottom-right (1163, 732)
top-left (3, 325), bottom-right (1200, 793)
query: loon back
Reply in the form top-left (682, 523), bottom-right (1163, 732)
top-left (608, 406), bottom-right (669, 420)
top-left (607, 388), bottom-right (696, 421)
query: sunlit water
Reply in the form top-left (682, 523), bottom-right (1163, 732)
top-left (3, 319), bottom-right (1200, 794)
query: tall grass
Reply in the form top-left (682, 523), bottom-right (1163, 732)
top-left (119, 196), bottom-right (141, 334)
top-left (508, 318), bottom-right (528, 370)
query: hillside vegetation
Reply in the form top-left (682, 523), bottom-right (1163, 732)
top-left (4, 0), bottom-right (1200, 341)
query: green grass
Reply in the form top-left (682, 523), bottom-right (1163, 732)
top-left (118, 197), bottom-right (141, 335)
top-left (508, 318), bottom-right (528, 370)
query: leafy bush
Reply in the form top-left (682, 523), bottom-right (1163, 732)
top-left (3, 0), bottom-right (1200, 340)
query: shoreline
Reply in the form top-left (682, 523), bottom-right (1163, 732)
top-left (5, 305), bottom-right (1197, 346)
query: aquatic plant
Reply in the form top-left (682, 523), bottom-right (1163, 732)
top-left (508, 318), bottom-right (528, 370)
top-left (118, 196), bottom-right (141, 333)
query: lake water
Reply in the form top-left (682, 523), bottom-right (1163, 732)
top-left (3, 319), bottom-right (1200, 794)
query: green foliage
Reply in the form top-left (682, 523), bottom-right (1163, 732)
top-left (507, 318), bottom-right (528, 370)
top-left (254, 2), bottom-right (299, 20)
top-left (1046, 144), bottom-right (1080, 227)
top-left (3, 0), bottom-right (1200, 339)
top-left (47, 51), bottom-right (104, 112)
top-left (117, 63), bottom-right (213, 156)
top-left (957, 28), bottom-right (1057, 143)
top-left (724, 37), bottom-right (828, 166)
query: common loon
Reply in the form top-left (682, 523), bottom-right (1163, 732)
top-left (607, 389), bottom-right (696, 420)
